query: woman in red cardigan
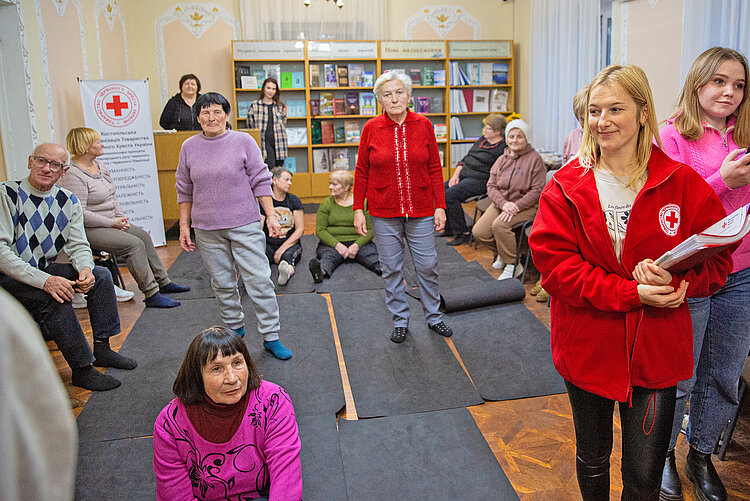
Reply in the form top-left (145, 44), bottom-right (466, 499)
top-left (529, 65), bottom-right (733, 500)
top-left (353, 70), bottom-right (451, 344)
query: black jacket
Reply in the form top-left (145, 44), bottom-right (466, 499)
top-left (159, 93), bottom-right (201, 130)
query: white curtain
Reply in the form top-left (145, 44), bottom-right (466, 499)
top-left (530, 0), bottom-right (600, 152)
top-left (239, 0), bottom-right (387, 41)
top-left (681, 0), bottom-right (750, 84)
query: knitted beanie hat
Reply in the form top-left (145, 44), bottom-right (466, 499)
top-left (505, 119), bottom-right (530, 143)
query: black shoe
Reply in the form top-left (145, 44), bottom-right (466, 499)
top-left (447, 233), bottom-right (470, 246)
top-left (428, 321), bottom-right (453, 337)
top-left (685, 448), bottom-right (727, 501)
top-left (659, 449), bottom-right (683, 501)
top-left (309, 258), bottom-right (323, 283)
top-left (436, 230), bottom-right (454, 238)
top-left (390, 327), bottom-right (408, 343)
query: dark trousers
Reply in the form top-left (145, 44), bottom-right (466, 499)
top-left (565, 381), bottom-right (676, 500)
top-left (443, 177), bottom-right (487, 235)
top-left (0, 263), bottom-right (120, 369)
top-left (316, 241), bottom-right (380, 277)
top-left (265, 240), bottom-right (302, 267)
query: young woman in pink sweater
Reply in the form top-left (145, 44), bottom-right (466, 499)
top-left (659, 47), bottom-right (750, 501)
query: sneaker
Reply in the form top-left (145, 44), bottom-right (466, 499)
top-left (114, 285), bottom-right (135, 302)
top-left (491, 256), bottom-right (505, 270)
top-left (72, 292), bottom-right (87, 309)
top-left (498, 263), bottom-right (523, 281)
top-left (278, 260), bottom-right (292, 286)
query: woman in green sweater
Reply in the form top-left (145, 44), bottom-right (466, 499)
top-left (309, 170), bottom-right (381, 282)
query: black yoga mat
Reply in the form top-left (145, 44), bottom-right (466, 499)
top-left (440, 277), bottom-right (526, 313)
top-left (330, 289), bottom-right (483, 418)
top-left (75, 437), bottom-right (155, 500)
top-left (405, 259), bottom-right (496, 302)
top-left (449, 301), bottom-right (566, 401)
top-left (297, 415), bottom-right (347, 500)
top-left (338, 408), bottom-right (519, 499)
top-left (402, 234), bottom-right (469, 288)
top-left (77, 294), bottom-right (344, 442)
top-left (162, 248), bottom-right (222, 299)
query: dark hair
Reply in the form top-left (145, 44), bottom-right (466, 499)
top-left (260, 78), bottom-right (282, 107)
top-left (179, 74), bottom-right (201, 93)
top-left (195, 92), bottom-right (231, 116)
top-left (173, 326), bottom-right (261, 405)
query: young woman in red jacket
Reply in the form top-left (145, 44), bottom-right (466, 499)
top-left (529, 65), bottom-right (734, 500)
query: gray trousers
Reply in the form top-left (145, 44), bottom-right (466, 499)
top-left (85, 224), bottom-right (169, 298)
top-left (194, 222), bottom-right (280, 341)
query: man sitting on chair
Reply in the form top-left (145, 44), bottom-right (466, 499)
top-left (0, 143), bottom-right (137, 391)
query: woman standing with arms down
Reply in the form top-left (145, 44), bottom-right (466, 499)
top-left (529, 65), bottom-right (733, 500)
top-left (353, 70), bottom-right (452, 344)
top-left (659, 47), bottom-right (750, 501)
top-left (247, 78), bottom-right (288, 168)
top-left (159, 74), bottom-right (202, 131)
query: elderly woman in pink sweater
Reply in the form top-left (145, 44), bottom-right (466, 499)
top-left (658, 47), bottom-right (750, 501)
top-left (153, 326), bottom-right (302, 500)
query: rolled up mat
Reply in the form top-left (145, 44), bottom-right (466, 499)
top-left (439, 278), bottom-right (526, 312)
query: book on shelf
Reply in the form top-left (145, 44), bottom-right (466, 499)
top-left (235, 66), bottom-right (251, 87)
top-left (262, 64), bottom-right (281, 82)
top-left (324, 64), bottom-right (337, 87)
top-left (344, 120), bottom-right (361, 143)
top-left (253, 70), bottom-right (266, 84)
top-left (461, 89), bottom-right (474, 112)
top-left (309, 65), bottom-right (320, 87)
top-left (409, 68), bottom-right (422, 86)
top-left (240, 75), bottom-right (258, 90)
top-left (319, 92), bottom-right (334, 116)
top-left (429, 96), bottom-right (443, 113)
top-left (359, 92), bottom-right (376, 116)
top-left (345, 92), bottom-right (359, 115)
top-left (433, 69), bottom-right (446, 86)
top-left (423, 67), bottom-right (434, 86)
top-left (334, 125), bottom-right (345, 143)
top-left (348, 64), bottom-right (364, 87)
top-left (236, 101), bottom-right (250, 118)
top-left (333, 98), bottom-right (347, 116)
top-left (490, 89), bottom-right (509, 113)
top-left (473, 89), bottom-right (490, 113)
top-left (285, 100), bottom-right (306, 118)
top-left (280, 72), bottom-right (293, 89)
top-left (450, 62), bottom-right (470, 85)
top-left (292, 72), bottom-right (304, 88)
top-left (330, 148), bottom-right (350, 170)
top-left (311, 120), bottom-right (322, 144)
top-left (362, 71), bottom-right (374, 87)
top-left (450, 116), bottom-right (464, 140)
top-left (416, 96), bottom-right (430, 114)
top-left (283, 156), bottom-right (296, 173)
top-left (438, 149), bottom-right (445, 167)
top-left (286, 127), bottom-right (308, 146)
top-left (479, 62), bottom-right (494, 85)
top-left (493, 63), bottom-right (508, 84)
top-left (433, 123), bottom-right (447, 140)
top-left (466, 63), bottom-right (480, 85)
top-left (312, 149), bottom-right (330, 173)
top-left (321, 121), bottom-right (335, 144)
top-left (309, 99), bottom-right (320, 117)
top-left (337, 65), bottom-right (349, 87)
top-left (653, 203), bottom-right (750, 272)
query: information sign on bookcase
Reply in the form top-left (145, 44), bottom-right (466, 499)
top-left (233, 41), bottom-right (304, 60)
top-left (308, 41), bottom-right (378, 60)
top-left (380, 41), bottom-right (445, 59)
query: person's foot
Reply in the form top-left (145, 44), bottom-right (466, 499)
top-left (536, 288), bottom-right (550, 302)
top-left (530, 279), bottom-right (543, 295)
top-left (309, 258), bottom-right (323, 283)
top-left (660, 449), bottom-right (683, 501)
top-left (492, 255), bottom-right (505, 270)
top-left (498, 263), bottom-right (523, 280)
top-left (263, 340), bottom-right (292, 360)
top-left (428, 321), bottom-right (453, 337)
top-left (685, 447), bottom-right (727, 501)
top-left (71, 365), bottom-right (121, 391)
top-left (160, 282), bottom-right (191, 293)
top-left (390, 327), bottom-right (408, 343)
top-left (232, 326), bottom-right (246, 338)
top-left (145, 292), bottom-right (180, 308)
top-left (278, 260), bottom-right (292, 286)
top-left (447, 232), bottom-right (471, 246)
top-left (114, 285), bottom-right (135, 302)
top-left (72, 292), bottom-right (87, 309)
top-left (93, 343), bottom-right (138, 370)
top-left (436, 230), bottom-right (453, 238)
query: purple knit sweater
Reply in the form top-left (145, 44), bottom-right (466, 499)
top-left (175, 130), bottom-right (272, 231)
top-left (660, 116), bottom-right (750, 273)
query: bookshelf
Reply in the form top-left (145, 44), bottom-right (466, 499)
top-left (231, 40), bottom-right (514, 201)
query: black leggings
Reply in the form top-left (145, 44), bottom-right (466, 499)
top-left (565, 381), bottom-right (676, 501)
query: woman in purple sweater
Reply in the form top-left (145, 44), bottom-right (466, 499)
top-left (659, 47), bottom-right (750, 501)
top-left (176, 92), bottom-right (292, 360)
top-left (153, 326), bottom-right (302, 500)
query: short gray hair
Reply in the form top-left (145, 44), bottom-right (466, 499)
top-left (373, 70), bottom-right (413, 99)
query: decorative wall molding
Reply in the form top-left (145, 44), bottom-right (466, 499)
top-left (648, 0), bottom-right (659, 7)
top-left (620, 1), bottom-right (628, 63)
top-left (11, 0), bottom-right (38, 145)
top-left (403, 5), bottom-right (481, 40)
top-left (94, 0), bottom-right (130, 79)
top-left (155, 3), bottom-right (240, 107)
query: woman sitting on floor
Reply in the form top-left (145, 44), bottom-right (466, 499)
top-left (263, 167), bottom-right (304, 286)
top-left (153, 326), bottom-right (302, 500)
top-left (309, 170), bottom-right (381, 283)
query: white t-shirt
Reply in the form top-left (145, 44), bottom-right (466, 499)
top-left (594, 168), bottom-right (645, 260)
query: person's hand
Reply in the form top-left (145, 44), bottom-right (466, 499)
top-left (273, 247), bottom-right (284, 264)
top-left (434, 208), bottom-right (446, 231)
top-left (501, 201), bottom-right (519, 216)
top-left (498, 210), bottom-right (513, 223)
top-left (345, 243), bottom-right (360, 259)
top-left (354, 210), bottom-right (367, 236)
top-left (719, 148), bottom-right (750, 189)
top-left (638, 280), bottom-right (688, 308)
top-left (179, 226), bottom-right (195, 252)
top-left (76, 267), bottom-right (95, 293)
top-left (113, 217), bottom-right (130, 230)
top-left (43, 275), bottom-right (77, 303)
top-left (335, 242), bottom-right (348, 258)
top-left (633, 258), bottom-right (672, 286)
top-left (448, 174), bottom-right (460, 188)
top-left (266, 214), bottom-right (282, 238)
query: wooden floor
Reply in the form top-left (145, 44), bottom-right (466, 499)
top-left (57, 208), bottom-right (750, 500)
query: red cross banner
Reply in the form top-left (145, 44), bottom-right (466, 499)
top-left (79, 79), bottom-right (165, 246)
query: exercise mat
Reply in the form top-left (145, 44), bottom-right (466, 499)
top-left (338, 408), bottom-right (519, 499)
top-left (449, 301), bottom-right (566, 401)
top-left (439, 277), bottom-right (526, 312)
top-left (297, 415), bottom-right (347, 500)
top-left (162, 248), bottom-right (226, 300)
top-left (405, 260), bottom-right (495, 302)
top-left (402, 234), bottom-right (469, 287)
top-left (75, 437), bottom-right (155, 500)
top-left (330, 289), bottom-right (482, 418)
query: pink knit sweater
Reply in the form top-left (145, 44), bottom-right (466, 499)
top-left (660, 116), bottom-right (750, 273)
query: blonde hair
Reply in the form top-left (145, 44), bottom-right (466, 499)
top-left (579, 65), bottom-right (662, 188)
top-left (573, 84), bottom-right (589, 125)
top-left (672, 47), bottom-right (749, 147)
top-left (66, 127), bottom-right (100, 157)
top-left (329, 169), bottom-right (353, 191)
top-left (482, 113), bottom-right (506, 131)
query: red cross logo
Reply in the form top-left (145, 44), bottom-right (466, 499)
top-left (659, 204), bottom-right (680, 236)
top-left (665, 210), bottom-right (679, 229)
top-left (105, 95), bottom-right (129, 117)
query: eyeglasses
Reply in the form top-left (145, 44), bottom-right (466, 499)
top-left (31, 156), bottom-right (67, 172)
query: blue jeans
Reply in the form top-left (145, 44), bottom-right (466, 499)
top-left (668, 266), bottom-right (750, 453)
top-left (443, 177), bottom-right (487, 236)
top-left (0, 263), bottom-right (120, 369)
top-left (371, 216), bottom-right (442, 327)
